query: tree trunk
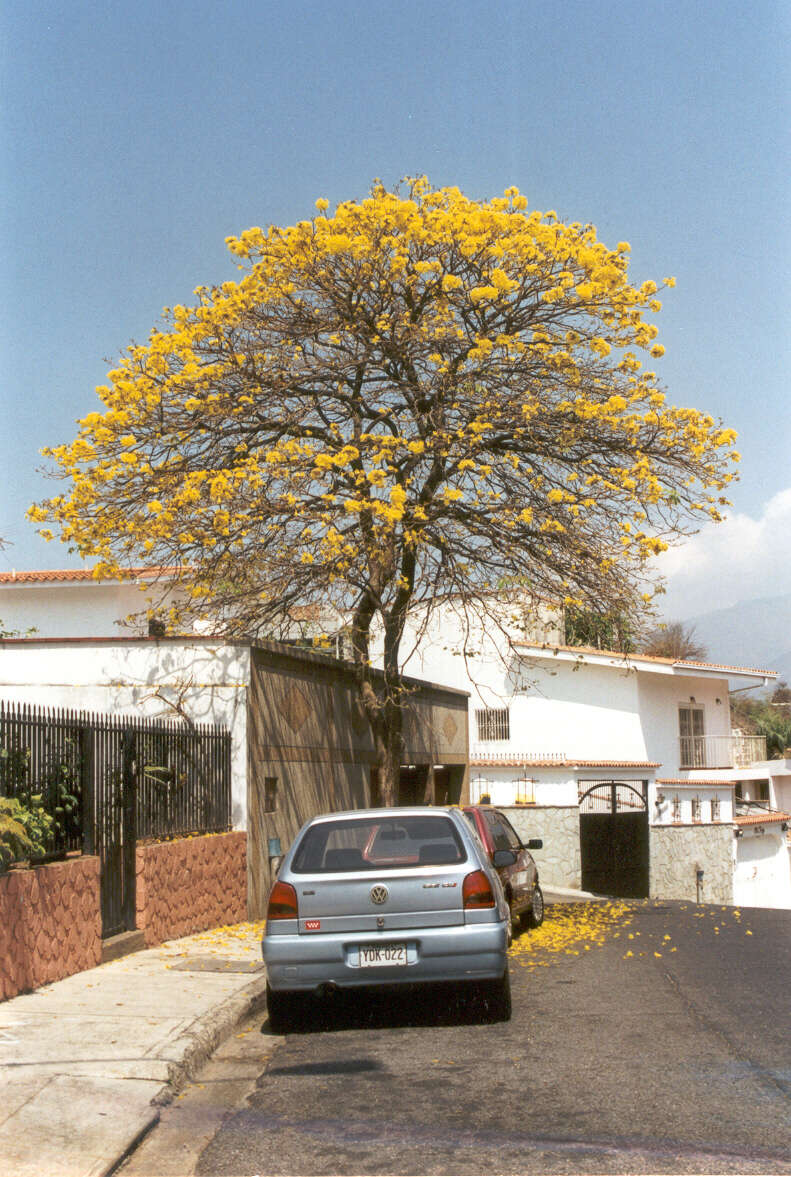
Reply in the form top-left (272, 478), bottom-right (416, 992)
top-left (350, 591), bottom-right (407, 809)
top-left (378, 694), bottom-right (403, 806)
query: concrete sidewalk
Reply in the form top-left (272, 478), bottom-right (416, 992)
top-left (0, 923), bottom-right (268, 1177)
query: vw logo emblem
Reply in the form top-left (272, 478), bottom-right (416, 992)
top-left (370, 885), bottom-right (388, 906)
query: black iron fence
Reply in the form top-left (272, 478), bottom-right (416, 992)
top-left (0, 700), bottom-right (232, 937)
top-left (1, 700), bottom-right (232, 850)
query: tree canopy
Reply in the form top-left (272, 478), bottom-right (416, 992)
top-left (641, 620), bottom-right (708, 661)
top-left (33, 178), bottom-right (739, 798)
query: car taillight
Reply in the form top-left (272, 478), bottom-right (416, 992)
top-left (463, 869), bottom-right (495, 909)
top-left (267, 880), bottom-right (298, 920)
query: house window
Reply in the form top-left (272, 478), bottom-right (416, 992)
top-left (476, 708), bottom-right (510, 742)
top-left (710, 796), bottom-right (720, 822)
top-left (263, 777), bottom-right (278, 813)
top-left (679, 706), bottom-right (705, 767)
top-left (691, 796), bottom-right (702, 823)
top-left (672, 795), bottom-right (682, 823)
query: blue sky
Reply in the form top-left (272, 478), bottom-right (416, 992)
top-left (1, 0), bottom-right (789, 614)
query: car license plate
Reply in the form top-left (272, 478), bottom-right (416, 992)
top-left (359, 944), bottom-right (407, 967)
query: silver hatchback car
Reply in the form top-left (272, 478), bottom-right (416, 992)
top-left (262, 807), bottom-right (513, 1030)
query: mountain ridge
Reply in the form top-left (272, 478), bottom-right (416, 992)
top-left (674, 592), bottom-right (791, 685)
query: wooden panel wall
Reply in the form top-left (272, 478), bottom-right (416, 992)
top-left (246, 647), bottom-right (468, 918)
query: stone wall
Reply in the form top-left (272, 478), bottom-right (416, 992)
top-left (0, 856), bottom-right (101, 1000)
top-left (502, 806), bottom-right (582, 889)
top-left (135, 831), bottom-right (247, 947)
top-left (650, 824), bottom-right (733, 904)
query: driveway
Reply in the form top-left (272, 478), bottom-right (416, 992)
top-left (131, 901), bottom-right (791, 1175)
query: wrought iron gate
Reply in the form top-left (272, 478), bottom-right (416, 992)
top-left (578, 780), bottom-right (649, 898)
top-left (86, 727), bottom-right (138, 938)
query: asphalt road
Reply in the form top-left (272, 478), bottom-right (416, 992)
top-left (124, 902), bottom-right (791, 1176)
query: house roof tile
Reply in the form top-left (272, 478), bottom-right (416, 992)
top-left (656, 778), bottom-right (735, 786)
top-left (0, 566), bottom-right (183, 584)
top-left (734, 811), bottom-right (790, 827)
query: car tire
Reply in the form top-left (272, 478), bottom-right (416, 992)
top-left (266, 982), bottom-right (295, 1034)
top-left (478, 968), bottom-right (512, 1023)
top-left (526, 884), bottom-right (544, 929)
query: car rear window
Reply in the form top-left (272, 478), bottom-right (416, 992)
top-left (291, 814), bottom-right (467, 873)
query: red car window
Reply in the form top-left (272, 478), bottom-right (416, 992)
top-left (483, 811), bottom-right (515, 853)
top-left (497, 813), bottom-right (524, 852)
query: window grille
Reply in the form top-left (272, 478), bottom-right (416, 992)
top-left (475, 708), bottom-right (510, 742)
top-left (710, 796), bottom-right (720, 822)
top-left (691, 796), bottom-right (702, 823)
top-left (263, 776), bottom-right (278, 813)
top-left (672, 794), bottom-right (681, 822)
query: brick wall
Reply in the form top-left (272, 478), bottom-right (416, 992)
top-left (135, 831), bottom-right (247, 946)
top-left (0, 856), bottom-right (101, 1000)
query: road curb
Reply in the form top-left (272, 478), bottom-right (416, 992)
top-left (102, 1111), bottom-right (163, 1177)
top-left (152, 972), bottom-right (270, 1106)
top-left (103, 972), bottom-right (269, 1177)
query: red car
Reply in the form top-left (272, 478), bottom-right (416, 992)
top-left (462, 805), bottom-right (544, 931)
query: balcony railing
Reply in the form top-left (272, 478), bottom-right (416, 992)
top-left (679, 734), bottom-right (767, 770)
top-left (470, 747), bottom-right (566, 762)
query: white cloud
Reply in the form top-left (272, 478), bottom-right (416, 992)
top-left (655, 488), bottom-right (791, 617)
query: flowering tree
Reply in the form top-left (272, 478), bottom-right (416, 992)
top-left (33, 179), bottom-right (738, 802)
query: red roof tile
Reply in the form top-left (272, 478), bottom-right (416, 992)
top-left (657, 778), bottom-right (735, 786)
top-left (734, 812), bottom-right (790, 827)
top-left (0, 566), bottom-right (184, 585)
top-left (288, 604), bottom-right (325, 622)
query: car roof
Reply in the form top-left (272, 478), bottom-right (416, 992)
top-left (304, 806), bottom-right (460, 825)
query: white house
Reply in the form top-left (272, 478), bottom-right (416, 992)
top-left (0, 567), bottom-right (185, 638)
top-left (387, 597), bottom-right (791, 908)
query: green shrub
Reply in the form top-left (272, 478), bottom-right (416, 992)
top-left (0, 795), bottom-right (54, 870)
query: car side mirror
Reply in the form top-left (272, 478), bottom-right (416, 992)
top-left (526, 839), bottom-right (543, 850)
top-left (493, 849), bottom-right (517, 868)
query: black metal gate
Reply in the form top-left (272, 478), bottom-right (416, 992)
top-left (83, 726), bottom-right (138, 938)
top-left (578, 780), bottom-right (649, 898)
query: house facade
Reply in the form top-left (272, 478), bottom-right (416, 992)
top-left (390, 598), bottom-right (790, 908)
